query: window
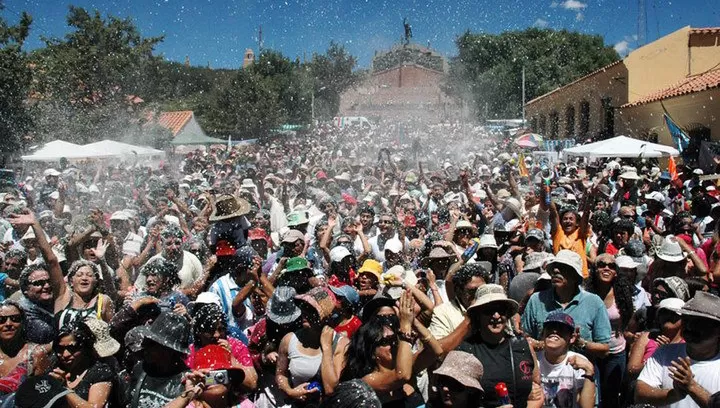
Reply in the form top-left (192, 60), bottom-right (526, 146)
top-left (565, 105), bottom-right (575, 138)
top-left (530, 117), bottom-right (537, 132)
top-left (579, 101), bottom-right (590, 137)
top-left (538, 115), bottom-right (547, 135)
top-left (601, 97), bottom-right (614, 139)
top-left (549, 111), bottom-right (559, 139)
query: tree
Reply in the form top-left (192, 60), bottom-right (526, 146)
top-left (0, 2), bottom-right (33, 159)
top-left (446, 28), bottom-right (619, 119)
top-left (30, 6), bottom-right (163, 144)
top-left (307, 42), bottom-right (359, 120)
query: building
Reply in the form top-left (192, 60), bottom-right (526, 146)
top-left (156, 110), bottom-right (208, 140)
top-left (525, 26), bottom-right (720, 155)
top-left (243, 49), bottom-right (255, 69)
top-left (339, 43), bottom-right (458, 123)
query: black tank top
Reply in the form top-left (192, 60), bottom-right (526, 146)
top-left (457, 336), bottom-right (534, 408)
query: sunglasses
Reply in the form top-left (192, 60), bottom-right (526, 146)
top-left (376, 335), bottom-right (398, 348)
top-left (378, 220), bottom-right (393, 225)
top-left (54, 343), bottom-right (82, 354)
top-left (479, 303), bottom-right (508, 316)
top-left (29, 279), bottom-right (50, 287)
top-left (0, 315), bottom-right (21, 324)
top-left (596, 261), bottom-right (617, 269)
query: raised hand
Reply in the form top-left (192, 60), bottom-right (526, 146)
top-left (92, 238), bottom-right (109, 260)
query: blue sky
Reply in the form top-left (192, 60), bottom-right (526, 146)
top-left (2, 0), bottom-right (718, 69)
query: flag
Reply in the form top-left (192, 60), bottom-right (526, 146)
top-left (668, 156), bottom-right (678, 180)
top-left (663, 112), bottom-right (690, 153)
top-left (518, 153), bottom-right (529, 177)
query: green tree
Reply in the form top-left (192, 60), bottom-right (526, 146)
top-left (31, 6), bottom-right (163, 144)
top-left (447, 28), bottom-right (619, 119)
top-left (307, 42), bottom-right (359, 120)
top-left (0, 2), bottom-right (33, 159)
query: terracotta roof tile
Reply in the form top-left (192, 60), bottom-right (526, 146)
top-left (690, 27), bottom-right (720, 35)
top-left (157, 111), bottom-right (193, 136)
top-left (622, 68), bottom-right (720, 108)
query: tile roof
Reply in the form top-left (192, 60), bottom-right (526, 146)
top-left (622, 68), bottom-right (720, 108)
top-left (157, 111), bottom-right (193, 136)
top-left (690, 27), bottom-right (720, 35)
top-left (525, 60), bottom-right (624, 105)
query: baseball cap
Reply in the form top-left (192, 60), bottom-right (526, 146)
top-left (645, 191), bottom-right (665, 203)
top-left (282, 229), bottom-right (305, 243)
top-left (525, 229), bottom-right (544, 242)
top-left (330, 246), bottom-right (352, 263)
top-left (384, 238), bottom-right (403, 254)
top-left (543, 311), bottom-right (576, 331)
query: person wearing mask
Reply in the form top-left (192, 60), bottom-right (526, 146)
top-left (636, 292), bottom-right (720, 407)
top-left (521, 250), bottom-right (611, 360)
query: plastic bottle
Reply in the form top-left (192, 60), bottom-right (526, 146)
top-left (461, 237), bottom-right (481, 262)
top-left (495, 382), bottom-right (512, 406)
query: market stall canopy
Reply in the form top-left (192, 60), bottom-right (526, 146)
top-left (21, 140), bottom-right (103, 162)
top-left (170, 131), bottom-right (226, 146)
top-left (82, 140), bottom-right (165, 158)
top-left (563, 135), bottom-right (679, 158)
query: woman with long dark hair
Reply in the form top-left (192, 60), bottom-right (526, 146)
top-left (585, 253), bottom-right (635, 406)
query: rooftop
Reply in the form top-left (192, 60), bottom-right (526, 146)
top-left (156, 111), bottom-right (193, 136)
top-left (525, 60), bottom-right (624, 106)
top-left (622, 68), bottom-right (720, 108)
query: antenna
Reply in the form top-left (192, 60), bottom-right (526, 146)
top-left (637, 0), bottom-right (647, 46)
top-left (258, 25), bottom-right (263, 52)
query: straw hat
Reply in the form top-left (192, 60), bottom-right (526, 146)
top-left (656, 236), bottom-right (687, 262)
top-left (503, 197), bottom-right (523, 219)
top-left (208, 194), bottom-right (250, 222)
top-left (434, 350), bottom-right (484, 391)
top-left (545, 249), bottom-right (583, 278)
top-left (83, 318), bottom-right (120, 358)
top-left (680, 291), bottom-right (720, 323)
top-left (421, 247), bottom-right (457, 267)
top-left (468, 284), bottom-right (519, 315)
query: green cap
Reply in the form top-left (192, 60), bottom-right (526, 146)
top-left (285, 257), bottom-right (311, 273)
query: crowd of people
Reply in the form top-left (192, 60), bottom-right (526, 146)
top-left (1, 123), bottom-right (720, 408)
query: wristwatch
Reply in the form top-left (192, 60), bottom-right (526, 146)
top-left (581, 373), bottom-right (595, 382)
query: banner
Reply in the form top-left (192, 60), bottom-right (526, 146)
top-left (663, 112), bottom-right (690, 153)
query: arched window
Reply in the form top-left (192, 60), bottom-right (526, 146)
top-left (565, 105), bottom-right (576, 138)
top-left (579, 101), bottom-right (590, 137)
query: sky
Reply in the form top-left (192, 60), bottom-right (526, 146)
top-left (2, 0), bottom-right (719, 69)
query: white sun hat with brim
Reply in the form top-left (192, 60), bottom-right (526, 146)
top-left (620, 170), bottom-right (641, 180)
top-left (467, 284), bottom-right (519, 315)
top-left (383, 238), bottom-right (403, 254)
top-left (616, 255), bottom-right (640, 269)
top-left (656, 236), bottom-right (687, 262)
top-left (545, 249), bottom-right (583, 278)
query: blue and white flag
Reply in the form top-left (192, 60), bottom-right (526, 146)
top-left (663, 113), bottom-right (690, 153)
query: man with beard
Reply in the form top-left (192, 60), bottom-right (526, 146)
top-left (133, 225), bottom-right (203, 297)
top-left (521, 250), bottom-right (611, 359)
top-left (636, 292), bottom-right (720, 408)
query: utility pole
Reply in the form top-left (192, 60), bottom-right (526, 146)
top-left (522, 65), bottom-right (526, 124)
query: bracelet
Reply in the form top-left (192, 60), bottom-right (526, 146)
top-left (180, 389), bottom-right (196, 400)
top-left (398, 331), bottom-right (417, 344)
top-left (581, 374), bottom-right (595, 382)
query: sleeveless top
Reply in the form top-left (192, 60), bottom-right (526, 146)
top-left (56, 295), bottom-right (103, 330)
top-left (287, 333), bottom-right (322, 387)
top-left (0, 344), bottom-right (41, 395)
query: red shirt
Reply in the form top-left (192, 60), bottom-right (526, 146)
top-left (334, 316), bottom-right (362, 338)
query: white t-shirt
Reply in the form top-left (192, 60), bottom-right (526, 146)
top-left (637, 343), bottom-right (720, 408)
top-left (134, 251), bottom-right (203, 291)
top-left (538, 351), bottom-right (588, 408)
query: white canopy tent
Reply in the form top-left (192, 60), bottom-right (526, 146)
top-left (82, 140), bottom-right (165, 158)
top-left (563, 135), bottom-right (679, 159)
top-left (21, 140), bottom-right (103, 162)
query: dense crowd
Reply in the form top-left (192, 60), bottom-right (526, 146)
top-left (1, 123), bottom-right (720, 408)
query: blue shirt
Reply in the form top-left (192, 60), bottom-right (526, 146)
top-left (521, 288), bottom-right (611, 345)
top-left (0, 273), bottom-right (7, 302)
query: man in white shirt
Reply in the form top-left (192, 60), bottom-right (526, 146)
top-left (134, 225), bottom-right (203, 294)
top-left (636, 292), bottom-right (720, 408)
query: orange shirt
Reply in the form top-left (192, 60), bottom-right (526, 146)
top-left (552, 222), bottom-right (589, 278)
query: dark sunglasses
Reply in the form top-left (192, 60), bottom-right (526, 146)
top-left (479, 303), bottom-right (508, 316)
top-left (29, 279), bottom-right (50, 287)
top-left (0, 315), bottom-right (21, 324)
top-left (54, 343), bottom-right (82, 354)
top-left (376, 335), bottom-right (398, 348)
top-left (596, 261), bottom-right (617, 269)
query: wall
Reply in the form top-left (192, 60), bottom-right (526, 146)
top-left (689, 31), bottom-right (720, 76)
top-left (617, 87), bottom-right (720, 146)
top-left (524, 62), bottom-right (628, 140)
top-left (624, 26), bottom-right (691, 104)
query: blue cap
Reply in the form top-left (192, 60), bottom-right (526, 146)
top-left (543, 311), bottom-right (576, 330)
top-left (329, 284), bottom-right (360, 306)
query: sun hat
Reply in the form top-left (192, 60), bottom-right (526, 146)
top-left (468, 283), bottom-right (519, 315)
top-left (329, 284), bottom-right (360, 306)
top-left (455, 219), bottom-right (476, 232)
top-left (545, 249), bottom-right (583, 278)
top-left (645, 191), bottom-right (665, 204)
top-left (434, 350), bottom-right (484, 391)
top-left (525, 228), bottom-right (545, 242)
top-left (358, 259), bottom-right (382, 280)
top-left (286, 210), bottom-right (310, 226)
top-left (657, 298), bottom-right (685, 314)
top-left (110, 210), bottom-right (131, 221)
top-left (240, 178), bottom-right (257, 189)
top-left (383, 238), bottom-right (403, 254)
top-left (693, 168), bottom-right (704, 175)
top-left (503, 197), bottom-right (523, 219)
top-left (208, 195), bottom-right (251, 222)
top-left (543, 311), bottom-right (576, 331)
top-left (285, 257), bottom-right (311, 273)
top-left (187, 291), bottom-right (222, 315)
top-left (496, 189), bottom-right (512, 200)
top-left (136, 312), bottom-right (191, 354)
top-left (478, 234), bottom-right (498, 249)
top-left (330, 246), bottom-right (352, 263)
top-left (282, 229), bottom-right (305, 244)
top-left (83, 318), bottom-right (120, 358)
top-left (295, 286), bottom-right (337, 322)
top-left (656, 236), bottom-right (687, 262)
top-left (680, 291), bottom-right (720, 322)
top-left (620, 169), bottom-right (641, 180)
top-left (421, 247), bottom-right (457, 267)
top-left (267, 286), bottom-right (302, 325)
top-left (335, 172), bottom-right (352, 182)
top-left (321, 379), bottom-right (382, 408)
top-left (653, 276), bottom-right (690, 301)
top-left (508, 272), bottom-right (540, 303)
top-left (14, 374), bottom-right (71, 408)
top-left (616, 255), bottom-right (640, 269)
top-left (523, 252), bottom-right (552, 272)
top-left (381, 265), bottom-right (419, 299)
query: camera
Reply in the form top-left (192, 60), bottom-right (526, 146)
top-left (205, 370), bottom-right (229, 386)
